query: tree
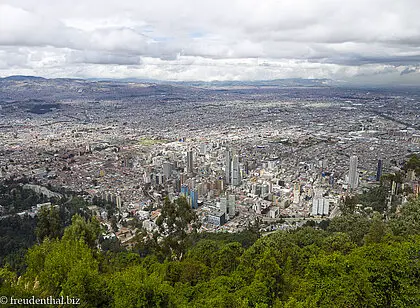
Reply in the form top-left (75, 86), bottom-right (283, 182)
top-left (402, 154), bottom-right (420, 176)
top-left (155, 197), bottom-right (199, 260)
top-left (358, 186), bottom-right (388, 213)
top-left (187, 240), bottom-right (220, 267)
top-left (321, 232), bottom-right (356, 255)
top-left (164, 259), bottom-right (209, 286)
top-left (62, 214), bottom-right (101, 249)
top-left (363, 213), bottom-right (389, 244)
top-left (253, 250), bottom-right (284, 305)
top-left (304, 252), bottom-right (375, 307)
top-left (35, 205), bottom-right (61, 242)
top-left (211, 242), bottom-right (243, 277)
top-left (108, 266), bottom-right (177, 307)
top-left (24, 238), bottom-right (105, 307)
top-left (246, 217), bottom-right (262, 238)
top-left (327, 214), bottom-right (370, 245)
top-left (390, 198), bottom-right (420, 236)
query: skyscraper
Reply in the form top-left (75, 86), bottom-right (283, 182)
top-left (225, 150), bottom-right (232, 185)
top-left (348, 155), bottom-right (358, 189)
top-left (181, 184), bottom-right (189, 196)
top-left (116, 195), bottom-right (122, 211)
top-left (190, 189), bottom-right (198, 209)
top-left (186, 150), bottom-right (194, 174)
top-left (219, 197), bottom-right (228, 215)
top-left (228, 194), bottom-right (236, 218)
top-left (329, 173), bottom-right (335, 186)
top-left (293, 182), bottom-right (300, 204)
top-left (376, 159), bottom-right (383, 182)
top-left (162, 161), bottom-right (173, 179)
top-left (199, 143), bottom-right (207, 155)
top-left (231, 154), bottom-right (241, 186)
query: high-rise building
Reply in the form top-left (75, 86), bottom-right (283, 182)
top-left (244, 161), bottom-right (249, 175)
top-left (376, 159), bottom-right (383, 182)
top-left (190, 189), bottom-right (198, 209)
top-left (207, 212), bottom-right (226, 226)
top-left (311, 188), bottom-right (329, 216)
top-left (311, 198), bottom-right (329, 216)
top-left (228, 194), bottom-right (236, 218)
top-left (199, 143), bottom-right (207, 155)
top-left (329, 173), bottom-right (335, 186)
top-left (173, 178), bottom-right (181, 193)
top-left (219, 197), bottom-right (228, 215)
top-left (261, 184), bottom-right (269, 197)
top-left (251, 183), bottom-right (258, 196)
top-left (225, 150), bottom-right (232, 185)
top-left (231, 154), bottom-right (241, 186)
top-left (187, 150), bottom-right (194, 174)
top-left (293, 182), bottom-right (300, 204)
top-left (348, 155), bottom-right (359, 189)
top-left (162, 162), bottom-right (173, 179)
top-left (116, 195), bottom-right (122, 211)
top-left (181, 185), bottom-right (189, 196)
top-left (180, 173), bottom-right (187, 185)
top-left (156, 173), bottom-right (164, 185)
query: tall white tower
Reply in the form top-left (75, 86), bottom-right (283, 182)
top-left (293, 182), bottom-right (301, 204)
top-left (225, 150), bottom-right (232, 185)
top-left (231, 154), bottom-right (241, 186)
top-left (348, 155), bottom-right (358, 189)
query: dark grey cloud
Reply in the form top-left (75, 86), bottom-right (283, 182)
top-left (67, 51), bottom-right (142, 65)
top-left (400, 66), bottom-right (419, 76)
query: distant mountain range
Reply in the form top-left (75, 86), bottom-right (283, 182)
top-left (1, 75), bottom-right (335, 88)
top-left (3, 75), bottom-right (48, 81)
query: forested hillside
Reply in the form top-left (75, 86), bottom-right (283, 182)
top-left (1, 196), bottom-right (420, 307)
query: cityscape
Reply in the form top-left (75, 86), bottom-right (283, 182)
top-left (1, 77), bottom-right (419, 246)
top-left (1, 0), bottom-right (420, 306)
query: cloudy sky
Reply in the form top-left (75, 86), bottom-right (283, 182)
top-left (1, 0), bottom-right (420, 83)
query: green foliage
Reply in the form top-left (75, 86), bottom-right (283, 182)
top-left (24, 238), bottom-right (105, 307)
top-left (390, 198), bottom-right (420, 236)
top-left (190, 230), bottom-right (259, 248)
top-left (402, 154), bottom-right (420, 176)
top-left (0, 184), bottom-right (93, 270)
top-left (363, 213), bottom-right (389, 244)
top-left (35, 205), bottom-right (61, 242)
top-left (62, 214), bottom-right (101, 249)
top-left (155, 197), bottom-right (200, 260)
top-left (2, 192), bottom-right (420, 307)
top-left (342, 186), bottom-right (388, 214)
top-left (340, 195), bottom-right (358, 215)
top-left (211, 242), bottom-right (243, 277)
top-left (108, 266), bottom-right (177, 307)
top-left (164, 259), bottom-right (210, 286)
top-left (328, 214), bottom-right (370, 245)
top-left (0, 215), bottom-right (36, 270)
top-left (321, 232), bottom-right (357, 254)
top-left (350, 239), bottom-right (420, 307)
top-left (358, 186), bottom-right (388, 213)
top-left (304, 252), bottom-right (376, 307)
top-left (0, 183), bottom-right (50, 214)
top-left (187, 239), bottom-right (221, 266)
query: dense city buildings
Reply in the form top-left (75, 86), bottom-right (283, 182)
top-left (0, 77), bottom-right (419, 239)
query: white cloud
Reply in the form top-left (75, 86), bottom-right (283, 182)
top-left (0, 0), bottom-right (420, 83)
